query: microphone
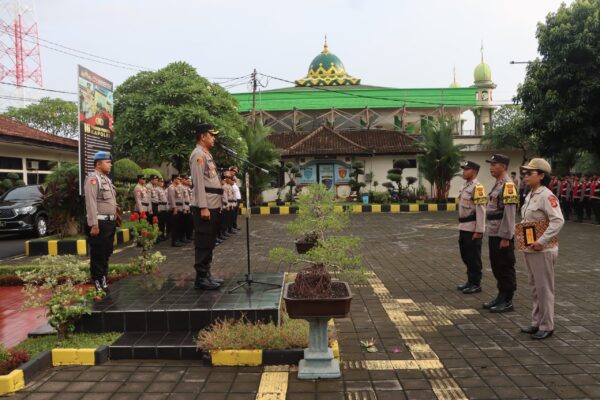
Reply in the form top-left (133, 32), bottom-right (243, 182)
top-left (217, 142), bottom-right (238, 155)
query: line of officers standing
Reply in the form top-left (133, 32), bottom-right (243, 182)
top-left (547, 174), bottom-right (600, 224)
top-left (132, 169), bottom-right (242, 248)
top-left (457, 154), bottom-right (565, 341)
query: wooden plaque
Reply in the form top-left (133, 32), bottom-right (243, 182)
top-left (515, 220), bottom-right (558, 251)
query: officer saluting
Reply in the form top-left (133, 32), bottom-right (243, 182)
top-left (456, 161), bottom-right (486, 294)
top-left (84, 151), bottom-right (117, 292)
top-left (189, 124), bottom-right (224, 290)
top-left (483, 154), bottom-right (519, 313)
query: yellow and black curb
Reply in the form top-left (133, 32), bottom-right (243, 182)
top-left (0, 346), bottom-right (108, 395)
top-left (25, 228), bottom-right (133, 257)
top-left (209, 340), bottom-right (340, 366)
top-left (241, 202), bottom-right (457, 216)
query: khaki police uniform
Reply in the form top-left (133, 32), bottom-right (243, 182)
top-left (84, 171), bottom-right (117, 286)
top-left (157, 185), bottom-right (168, 238)
top-left (134, 183), bottom-right (150, 214)
top-left (184, 183), bottom-right (194, 240)
top-left (458, 178), bottom-right (487, 288)
top-left (486, 174), bottom-right (518, 303)
top-left (167, 181), bottom-right (185, 245)
top-left (189, 144), bottom-right (223, 284)
top-left (147, 183), bottom-right (159, 218)
top-left (521, 186), bottom-right (564, 331)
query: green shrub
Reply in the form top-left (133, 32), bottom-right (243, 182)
top-left (41, 163), bottom-right (83, 237)
top-left (373, 191), bottom-right (391, 204)
top-left (196, 313), bottom-right (335, 351)
top-left (142, 168), bottom-right (162, 179)
top-left (115, 186), bottom-right (134, 211)
top-left (6, 172), bottom-right (19, 180)
top-left (14, 332), bottom-right (121, 359)
top-left (1, 178), bottom-right (12, 190)
top-left (14, 179), bottom-right (25, 187)
top-left (113, 158), bottom-right (142, 183)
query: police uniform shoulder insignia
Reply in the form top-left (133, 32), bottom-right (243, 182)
top-left (473, 183), bottom-right (488, 205)
top-left (197, 157), bottom-right (205, 165)
top-left (502, 182), bottom-right (519, 204)
top-left (548, 194), bottom-right (559, 208)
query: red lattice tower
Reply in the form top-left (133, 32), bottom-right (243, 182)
top-left (0, 0), bottom-right (43, 88)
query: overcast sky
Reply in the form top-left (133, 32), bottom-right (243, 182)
top-left (0, 0), bottom-right (571, 121)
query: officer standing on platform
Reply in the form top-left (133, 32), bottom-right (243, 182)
top-left (134, 175), bottom-right (150, 218)
top-left (456, 161), bottom-right (487, 294)
top-left (483, 154), bottom-right (519, 313)
top-left (84, 151), bottom-right (117, 292)
top-left (168, 174), bottom-right (185, 247)
top-left (189, 124), bottom-right (224, 290)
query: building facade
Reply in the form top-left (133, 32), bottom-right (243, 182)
top-left (232, 40), bottom-right (520, 200)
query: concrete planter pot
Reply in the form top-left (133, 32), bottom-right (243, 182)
top-left (283, 282), bottom-right (352, 380)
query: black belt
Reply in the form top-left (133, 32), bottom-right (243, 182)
top-left (184, 202), bottom-right (190, 205)
top-left (175, 202), bottom-right (183, 206)
top-left (458, 214), bottom-right (476, 223)
top-left (142, 202), bottom-right (149, 206)
top-left (159, 202), bottom-right (167, 205)
top-left (487, 213), bottom-right (504, 221)
top-left (205, 187), bottom-right (224, 195)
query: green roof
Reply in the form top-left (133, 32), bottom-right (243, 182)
top-left (232, 86), bottom-right (479, 112)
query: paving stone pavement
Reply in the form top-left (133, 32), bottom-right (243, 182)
top-left (10, 213), bottom-right (600, 400)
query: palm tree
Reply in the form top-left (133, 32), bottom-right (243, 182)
top-left (241, 122), bottom-right (280, 205)
top-left (417, 118), bottom-right (465, 201)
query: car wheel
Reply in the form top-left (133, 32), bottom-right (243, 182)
top-left (34, 215), bottom-right (48, 237)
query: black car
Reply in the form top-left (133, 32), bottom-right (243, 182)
top-left (0, 185), bottom-right (49, 237)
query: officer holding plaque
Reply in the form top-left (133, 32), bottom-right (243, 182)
top-left (518, 158), bottom-right (564, 340)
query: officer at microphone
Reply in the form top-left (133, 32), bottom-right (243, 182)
top-left (189, 124), bottom-right (224, 290)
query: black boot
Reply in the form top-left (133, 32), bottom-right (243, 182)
top-left (490, 292), bottom-right (514, 313)
top-left (194, 276), bottom-right (220, 290)
top-left (208, 271), bottom-right (224, 285)
top-left (483, 293), bottom-right (502, 310)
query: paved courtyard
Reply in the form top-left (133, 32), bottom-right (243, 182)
top-left (9, 212), bottom-right (600, 399)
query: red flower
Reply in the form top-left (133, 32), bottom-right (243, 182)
top-left (130, 213), bottom-right (140, 222)
top-left (152, 216), bottom-right (159, 224)
top-left (140, 211), bottom-right (147, 218)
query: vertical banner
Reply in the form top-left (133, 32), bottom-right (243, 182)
top-left (78, 65), bottom-right (114, 194)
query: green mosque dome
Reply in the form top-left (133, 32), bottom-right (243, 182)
top-left (474, 62), bottom-right (492, 83)
top-left (295, 39), bottom-right (361, 87)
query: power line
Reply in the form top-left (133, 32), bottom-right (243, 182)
top-left (0, 81), bottom-right (77, 95)
top-left (257, 72), bottom-right (514, 107)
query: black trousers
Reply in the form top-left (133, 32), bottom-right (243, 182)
top-left (583, 198), bottom-right (592, 219)
top-left (488, 236), bottom-right (516, 298)
top-left (157, 210), bottom-right (168, 236)
top-left (232, 202), bottom-right (240, 229)
top-left (87, 220), bottom-right (116, 282)
top-left (592, 199), bottom-right (600, 224)
top-left (574, 200), bottom-right (584, 222)
top-left (192, 207), bottom-right (221, 279)
top-left (185, 209), bottom-right (194, 239)
top-left (458, 230), bottom-right (482, 286)
top-left (171, 211), bottom-right (185, 244)
top-left (560, 198), bottom-right (571, 220)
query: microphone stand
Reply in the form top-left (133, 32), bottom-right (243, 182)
top-left (218, 145), bottom-right (281, 293)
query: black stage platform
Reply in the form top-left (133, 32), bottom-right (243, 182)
top-left (75, 272), bottom-right (284, 360)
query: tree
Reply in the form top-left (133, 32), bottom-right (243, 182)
top-left (417, 118), bottom-right (465, 200)
top-left (113, 158), bottom-right (142, 183)
top-left (282, 162), bottom-right (302, 202)
top-left (113, 62), bottom-right (244, 172)
top-left (241, 123), bottom-right (280, 205)
top-left (483, 105), bottom-right (537, 165)
top-left (516, 0), bottom-right (600, 160)
top-left (41, 163), bottom-right (84, 237)
top-left (348, 161), bottom-right (365, 195)
top-left (4, 97), bottom-right (78, 138)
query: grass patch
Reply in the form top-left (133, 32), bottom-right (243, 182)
top-left (0, 262), bottom-right (136, 286)
top-left (196, 312), bottom-right (336, 351)
top-left (13, 332), bottom-right (122, 359)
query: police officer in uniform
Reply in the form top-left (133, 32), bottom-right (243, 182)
top-left (456, 161), bottom-right (487, 294)
top-left (147, 174), bottom-right (160, 223)
top-left (157, 177), bottom-right (169, 241)
top-left (189, 124), bottom-right (224, 290)
top-left (483, 154), bottom-right (519, 313)
top-left (183, 176), bottom-right (194, 241)
top-left (134, 175), bottom-right (150, 217)
top-left (84, 151), bottom-right (117, 292)
top-left (168, 174), bottom-right (185, 247)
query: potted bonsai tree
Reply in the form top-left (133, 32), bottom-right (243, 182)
top-left (270, 184), bottom-right (366, 379)
top-left (287, 183), bottom-right (348, 254)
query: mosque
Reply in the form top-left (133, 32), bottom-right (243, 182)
top-left (231, 40), bottom-right (520, 200)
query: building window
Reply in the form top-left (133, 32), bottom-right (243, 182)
top-left (0, 156), bottom-right (22, 170)
top-left (394, 159), bottom-right (417, 168)
top-left (26, 159), bottom-right (53, 171)
top-left (27, 173), bottom-right (48, 185)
